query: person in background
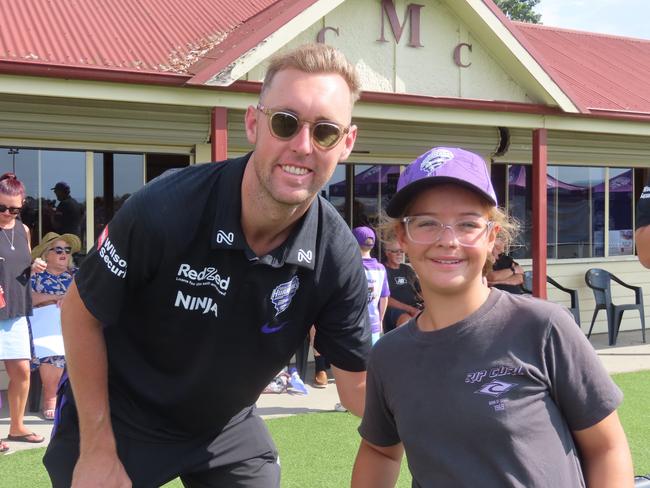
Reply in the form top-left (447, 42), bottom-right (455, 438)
top-left (485, 234), bottom-right (526, 294)
top-left (51, 182), bottom-right (83, 239)
top-left (45, 43), bottom-right (370, 488)
top-left (635, 180), bottom-right (650, 267)
top-left (382, 241), bottom-right (422, 333)
top-left (0, 173), bottom-right (47, 453)
top-left (352, 147), bottom-right (633, 487)
top-left (352, 226), bottom-right (390, 345)
top-left (30, 232), bottom-right (80, 420)
top-left (310, 326), bottom-right (330, 388)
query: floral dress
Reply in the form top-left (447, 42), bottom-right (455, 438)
top-left (30, 267), bottom-right (77, 368)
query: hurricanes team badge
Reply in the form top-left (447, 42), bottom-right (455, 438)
top-left (270, 276), bottom-right (300, 316)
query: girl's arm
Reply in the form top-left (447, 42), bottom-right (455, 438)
top-left (351, 439), bottom-right (404, 488)
top-left (572, 410), bottom-right (634, 488)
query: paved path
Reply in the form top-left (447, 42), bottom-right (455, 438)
top-left (2, 330), bottom-right (648, 454)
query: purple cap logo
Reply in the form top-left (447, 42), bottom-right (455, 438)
top-left (419, 148), bottom-right (455, 175)
top-left (387, 147), bottom-right (497, 217)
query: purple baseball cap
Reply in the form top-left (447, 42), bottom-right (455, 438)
top-left (352, 226), bottom-right (376, 247)
top-left (386, 147), bottom-right (497, 217)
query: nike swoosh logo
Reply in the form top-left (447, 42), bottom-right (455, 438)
top-left (260, 321), bottom-right (288, 334)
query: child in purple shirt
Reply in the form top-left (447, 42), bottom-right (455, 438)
top-left (352, 226), bottom-right (390, 345)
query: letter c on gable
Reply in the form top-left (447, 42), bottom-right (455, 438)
top-left (317, 26), bottom-right (340, 43)
top-left (453, 42), bottom-right (472, 68)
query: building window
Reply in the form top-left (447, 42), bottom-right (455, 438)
top-left (323, 163), bottom-right (402, 257)
top-left (0, 147), bottom-right (86, 249)
top-left (502, 164), bottom-right (634, 260)
top-left (323, 163), bottom-right (401, 227)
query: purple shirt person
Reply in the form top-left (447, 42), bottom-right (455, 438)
top-left (352, 226), bottom-right (390, 344)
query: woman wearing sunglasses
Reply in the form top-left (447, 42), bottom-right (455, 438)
top-left (30, 232), bottom-right (80, 420)
top-left (0, 173), bottom-right (47, 452)
top-left (352, 148), bottom-right (633, 487)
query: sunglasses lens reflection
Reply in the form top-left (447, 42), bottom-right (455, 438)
top-left (312, 123), bottom-right (342, 148)
top-left (269, 112), bottom-right (343, 148)
top-left (270, 112), bottom-right (299, 138)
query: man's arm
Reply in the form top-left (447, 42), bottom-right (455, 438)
top-left (572, 411), bottom-right (634, 488)
top-left (636, 225), bottom-right (650, 268)
top-left (351, 439), bottom-right (403, 488)
top-left (486, 266), bottom-right (524, 286)
top-left (330, 366), bottom-right (365, 417)
top-left (386, 297), bottom-right (419, 317)
top-left (61, 281), bottom-right (131, 487)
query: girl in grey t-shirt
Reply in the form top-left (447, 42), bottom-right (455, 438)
top-left (352, 147), bottom-right (633, 487)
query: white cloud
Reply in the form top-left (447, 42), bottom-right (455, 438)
top-left (535, 0), bottom-right (650, 39)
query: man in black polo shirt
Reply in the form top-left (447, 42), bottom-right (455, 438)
top-left (45, 43), bottom-right (370, 488)
top-left (637, 179), bottom-right (650, 267)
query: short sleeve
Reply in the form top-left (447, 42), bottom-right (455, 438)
top-left (313, 237), bottom-right (371, 372)
top-left (358, 350), bottom-right (401, 446)
top-left (380, 266), bottom-right (390, 298)
top-left (74, 191), bottom-right (163, 326)
top-left (637, 178), bottom-right (650, 229)
top-left (543, 308), bottom-right (623, 431)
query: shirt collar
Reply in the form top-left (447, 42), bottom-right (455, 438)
top-left (211, 154), bottom-right (249, 253)
top-left (211, 153), bottom-right (318, 271)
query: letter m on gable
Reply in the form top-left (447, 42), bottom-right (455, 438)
top-left (378, 0), bottom-right (424, 47)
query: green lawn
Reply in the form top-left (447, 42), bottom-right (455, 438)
top-left (2, 370), bottom-right (648, 487)
top-left (613, 370), bottom-right (650, 474)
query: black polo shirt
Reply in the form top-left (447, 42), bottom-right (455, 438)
top-left (385, 264), bottom-right (421, 308)
top-left (637, 178), bottom-right (650, 229)
top-left (75, 154), bottom-right (370, 441)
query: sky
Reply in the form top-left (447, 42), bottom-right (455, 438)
top-left (535, 0), bottom-right (650, 40)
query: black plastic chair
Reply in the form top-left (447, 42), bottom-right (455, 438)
top-left (585, 268), bottom-right (646, 346)
top-left (522, 271), bottom-right (581, 325)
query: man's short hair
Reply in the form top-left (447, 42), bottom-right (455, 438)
top-left (261, 43), bottom-right (361, 105)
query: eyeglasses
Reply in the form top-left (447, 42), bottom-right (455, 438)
top-left (402, 216), bottom-right (493, 247)
top-left (386, 249), bottom-right (404, 254)
top-left (257, 104), bottom-right (350, 149)
top-left (0, 204), bottom-right (22, 215)
top-left (48, 246), bottom-right (72, 255)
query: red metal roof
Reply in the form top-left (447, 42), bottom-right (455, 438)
top-left (0, 0), bottom-right (285, 76)
top-left (515, 22), bottom-right (650, 115)
top-left (1, 0), bottom-right (650, 118)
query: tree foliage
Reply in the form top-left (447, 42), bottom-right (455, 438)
top-left (494, 0), bottom-right (542, 23)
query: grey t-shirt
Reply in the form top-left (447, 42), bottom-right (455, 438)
top-left (359, 288), bottom-right (622, 488)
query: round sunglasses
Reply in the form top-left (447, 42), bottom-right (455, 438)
top-left (257, 104), bottom-right (350, 149)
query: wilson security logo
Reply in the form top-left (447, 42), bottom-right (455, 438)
top-left (297, 249), bottom-right (312, 263)
top-left (96, 226), bottom-right (127, 279)
top-left (174, 291), bottom-right (218, 318)
top-left (176, 264), bottom-right (230, 295)
top-left (215, 230), bottom-right (234, 245)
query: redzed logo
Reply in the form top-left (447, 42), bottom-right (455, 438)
top-left (97, 226), bottom-right (109, 250)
